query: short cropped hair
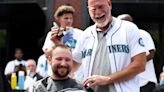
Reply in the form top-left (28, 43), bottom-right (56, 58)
top-left (54, 5), bottom-right (75, 20)
top-left (53, 45), bottom-right (71, 52)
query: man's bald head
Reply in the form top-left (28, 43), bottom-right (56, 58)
top-left (117, 14), bottom-right (133, 22)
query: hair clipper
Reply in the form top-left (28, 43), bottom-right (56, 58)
top-left (53, 22), bottom-right (64, 38)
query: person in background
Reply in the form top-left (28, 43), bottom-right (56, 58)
top-left (43, 4), bottom-right (83, 51)
top-left (24, 59), bottom-right (43, 90)
top-left (160, 71), bottom-right (164, 85)
top-left (36, 48), bottom-right (53, 77)
top-left (159, 66), bottom-right (164, 85)
top-left (26, 59), bottom-right (43, 80)
top-left (42, 4), bottom-right (83, 79)
top-left (117, 14), bottom-right (157, 92)
top-left (5, 48), bottom-right (26, 80)
top-left (51, 0), bottom-right (146, 92)
top-left (30, 45), bottom-right (87, 92)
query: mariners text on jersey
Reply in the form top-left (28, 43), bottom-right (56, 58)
top-left (82, 49), bottom-right (92, 58)
top-left (108, 44), bottom-right (129, 53)
top-left (82, 44), bottom-right (129, 58)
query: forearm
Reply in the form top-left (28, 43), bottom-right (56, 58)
top-left (107, 53), bottom-right (146, 84)
top-left (83, 53), bottom-right (147, 87)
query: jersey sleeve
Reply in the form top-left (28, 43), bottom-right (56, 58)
top-left (141, 30), bottom-right (155, 51)
top-left (127, 23), bottom-right (146, 58)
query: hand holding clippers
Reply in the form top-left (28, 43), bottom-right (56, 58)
top-left (53, 22), bottom-right (64, 38)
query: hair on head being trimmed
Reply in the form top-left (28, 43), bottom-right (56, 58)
top-left (49, 45), bottom-right (72, 58)
top-left (54, 44), bottom-right (71, 51)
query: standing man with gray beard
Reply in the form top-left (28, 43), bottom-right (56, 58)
top-left (50, 0), bottom-right (147, 92)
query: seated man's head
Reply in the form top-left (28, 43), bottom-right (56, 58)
top-left (26, 59), bottom-right (36, 74)
top-left (54, 5), bottom-right (75, 28)
top-left (48, 45), bottom-right (72, 80)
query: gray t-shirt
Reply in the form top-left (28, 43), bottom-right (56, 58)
top-left (91, 31), bottom-right (116, 92)
top-left (29, 77), bottom-right (86, 92)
